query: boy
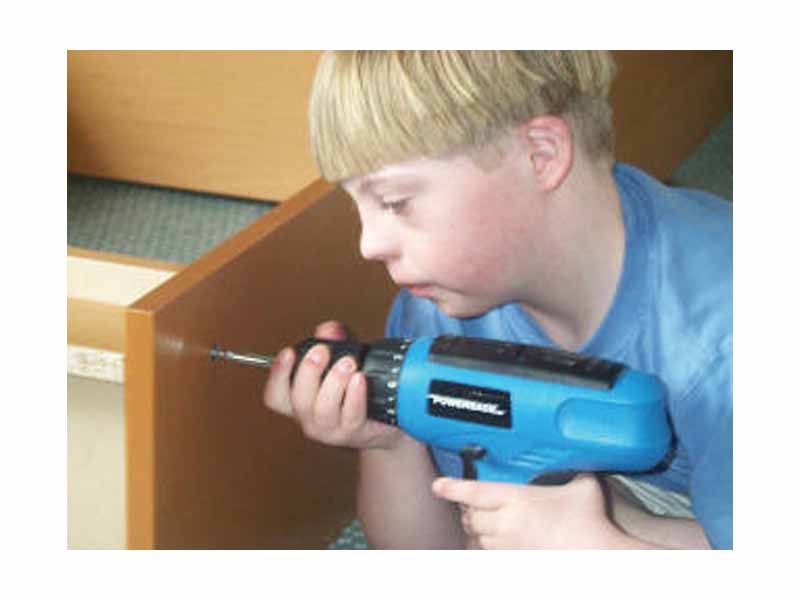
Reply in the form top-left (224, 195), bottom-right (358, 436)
top-left (263, 51), bottom-right (732, 549)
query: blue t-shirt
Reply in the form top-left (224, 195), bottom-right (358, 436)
top-left (384, 162), bottom-right (733, 549)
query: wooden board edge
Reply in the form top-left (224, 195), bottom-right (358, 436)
top-left (68, 246), bottom-right (186, 273)
top-left (67, 249), bottom-right (181, 354)
top-left (125, 307), bottom-right (157, 549)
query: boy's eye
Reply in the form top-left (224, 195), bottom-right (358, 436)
top-left (379, 197), bottom-right (410, 214)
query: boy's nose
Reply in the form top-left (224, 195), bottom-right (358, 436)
top-left (359, 222), bottom-right (398, 263)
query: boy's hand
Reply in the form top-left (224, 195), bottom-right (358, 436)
top-left (432, 474), bottom-right (628, 549)
top-left (262, 320), bottom-right (405, 451)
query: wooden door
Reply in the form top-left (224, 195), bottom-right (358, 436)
top-left (125, 180), bottom-right (396, 548)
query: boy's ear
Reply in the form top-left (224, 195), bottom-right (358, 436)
top-left (523, 115), bottom-right (573, 191)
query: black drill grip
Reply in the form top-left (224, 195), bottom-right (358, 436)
top-left (290, 337), bottom-right (370, 380)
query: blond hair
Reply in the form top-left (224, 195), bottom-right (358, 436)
top-left (309, 51), bottom-right (617, 182)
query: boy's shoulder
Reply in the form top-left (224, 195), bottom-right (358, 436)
top-left (616, 162), bottom-right (732, 338)
top-left (615, 162), bottom-right (732, 243)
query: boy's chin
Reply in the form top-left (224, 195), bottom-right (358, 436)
top-left (433, 297), bottom-right (493, 320)
top-left (405, 285), bottom-right (498, 319)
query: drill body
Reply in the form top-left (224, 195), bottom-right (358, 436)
top-left (293, 335), bottom-right (674, 484)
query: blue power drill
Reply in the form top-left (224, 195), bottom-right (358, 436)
top-left (212, 335), bottom-right (674, 483)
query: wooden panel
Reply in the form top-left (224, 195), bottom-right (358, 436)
top-left (611, 50), bottom-right (733, 180)
top-left (125, 179), bottom-right (397, 548)
top-left (68, 51), bottom-right (322, 201)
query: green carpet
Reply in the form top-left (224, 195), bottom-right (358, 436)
top-left (67, 175), bottom-right (274, 264)
top-left (670, 113), bottom-right (732, 201)
top-left (327, 520), bottom-right (370, 550)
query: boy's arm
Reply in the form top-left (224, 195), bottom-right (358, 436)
top-left (363, 294), bottom-right (467, 548)
top-left (358, 435), bottom-right (466, 549)
top-left (263, 319), bottom-right (466, 549)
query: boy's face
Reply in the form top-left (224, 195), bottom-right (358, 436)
top-left (343, 147), bottom-right (548, 319)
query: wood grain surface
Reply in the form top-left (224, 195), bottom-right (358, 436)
top-left (68, 51), bottom-right (323, 201)
top-left (125, 179), bottom-right (397, 548)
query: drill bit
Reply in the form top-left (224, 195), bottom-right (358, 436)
top-left (210, 345), bottom-right (274, 368)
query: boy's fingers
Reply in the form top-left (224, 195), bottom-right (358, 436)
top-left (340, 372), bottom-right (368, 431)
top-left (262, 347), bottom-right (296, 417)
top-left (314, 320), bottom-right (348, 341)
top-left (431, 478), bottom-right (509, 510)
top-left (290, 344), bottom-right (331, 422)
top-left (313, 356), bottom-right (357, 430)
